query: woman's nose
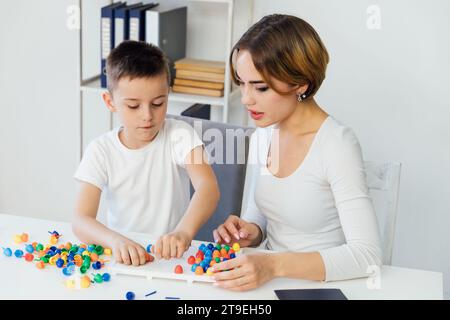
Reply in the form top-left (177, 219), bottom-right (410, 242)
top-left (240, 85), bottom-right (255, 106)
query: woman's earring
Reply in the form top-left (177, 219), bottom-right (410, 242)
top-left (297, 93), bottom-right (307, 102)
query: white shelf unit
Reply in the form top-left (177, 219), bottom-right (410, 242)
top-left (77, 0), bottom-right (253, 160)
top-left (80, 76), bottom-right (241, 108)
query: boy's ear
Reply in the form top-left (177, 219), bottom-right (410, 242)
top-left (102, 91), bottom-right (117, 112)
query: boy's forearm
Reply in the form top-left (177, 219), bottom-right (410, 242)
top-left (72, 215), bottom-right (119, 248)
top-left (175, 183), bottom-right (220, 240)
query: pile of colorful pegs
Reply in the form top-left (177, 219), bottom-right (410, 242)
top-left (187, 242), bottom-right (240, 276)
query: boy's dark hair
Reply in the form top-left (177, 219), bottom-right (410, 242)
top-left (106, 40), bottom-right (170, 92)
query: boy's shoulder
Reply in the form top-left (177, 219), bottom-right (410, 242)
top-left (163, 118), bottom-right (199, 139)
top-left (84, 127), bottom-right (119, 155)
top-left (164, 117), bottom-right (196, 131)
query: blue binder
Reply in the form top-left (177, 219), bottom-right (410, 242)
top-left (101, 2), bottom-right (126, 88)
top-left (129, 3), bottom-right (159, 41)
top-left (114, 3), bottom-right (144, 47)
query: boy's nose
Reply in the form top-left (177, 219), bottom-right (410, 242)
top-left (141, 105), bottom-right (153, 121)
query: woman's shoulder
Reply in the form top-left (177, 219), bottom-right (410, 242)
top-left (320, 116), bottom-right (360, 148)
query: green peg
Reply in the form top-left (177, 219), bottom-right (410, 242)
top-left (93, 274), bottom-right (103, 283)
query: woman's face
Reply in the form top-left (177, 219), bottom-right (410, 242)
top-left (235, 50), bottom-right (298, 128)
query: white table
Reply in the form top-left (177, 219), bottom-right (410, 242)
top-left (0, 214), bottom-right (443, 300)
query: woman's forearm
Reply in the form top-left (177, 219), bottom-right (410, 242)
top-left (271, 251), bottom-right (326, 281)
top-left (248, 223), bottom-right (264, 247)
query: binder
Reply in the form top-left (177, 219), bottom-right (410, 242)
top-left (101, 2), bottom-right (126, 88)
top-left (129, 3), bottom-right (159, 41)
top-left (274, 289), bottom-right (348, 300)
top-left (181, 103), bottom-right (211, 120)
top-left (146, 6), bottom-right (187, 85)
top-left (114, 3), bottom-right (144, 47)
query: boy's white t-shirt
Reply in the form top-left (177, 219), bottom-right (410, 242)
top-left (74, 118), bottom-right (204, 237)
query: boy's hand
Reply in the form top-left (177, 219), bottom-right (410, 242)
top-left (153, 230), bottom-right (192, 260)
top-left (213, 215), bottom-right (262, 248)
top-left (111, 236), bottom-right (148, 266)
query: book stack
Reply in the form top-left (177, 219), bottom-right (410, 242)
top-left (172, 58), bottom-right (225, 97)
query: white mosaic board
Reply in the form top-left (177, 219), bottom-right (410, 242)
top-left (109, 234), bottom-right (244, 284)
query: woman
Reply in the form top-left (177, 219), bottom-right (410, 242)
top-left (211, 14), bottom-right (382, 291)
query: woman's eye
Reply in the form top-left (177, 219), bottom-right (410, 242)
top-left (127, 105), bottom-right (139, 109)
top-left (256, 87), bottom-right (269, 92)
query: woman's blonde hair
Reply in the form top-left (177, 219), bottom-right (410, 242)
top-left (230, 14), bottom-right (329, 99)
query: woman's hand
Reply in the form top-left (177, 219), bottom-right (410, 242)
top-left (153, 230), bottom-right (192, 259)
top-left (111, 236), bottom-right (148, 266)
top-left (212, 215), bottom-right (262, 248)
top-left (211, 253), bottom-right (278, 291)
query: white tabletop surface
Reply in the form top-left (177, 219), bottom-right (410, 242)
top-left (0, 213), bottom-right (443, 300)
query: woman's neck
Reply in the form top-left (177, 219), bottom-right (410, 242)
top-left (278, 98), bottom-right (328, 136)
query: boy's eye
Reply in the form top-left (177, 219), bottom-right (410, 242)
top-left (152, 102), bottom-right (164, 107)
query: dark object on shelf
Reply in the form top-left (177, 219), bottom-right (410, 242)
top-left (181, 103), bottom-right (211, 120)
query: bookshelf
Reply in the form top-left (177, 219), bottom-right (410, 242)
top-left (80, 74), bottom-right (240, 107)
top-left (77, 0), bottom-right (253, 159)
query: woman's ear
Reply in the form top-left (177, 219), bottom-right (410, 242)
top-left (102, 91), bottom-right (117, 112)
top-left (296, 84), bottom-right (309, 96)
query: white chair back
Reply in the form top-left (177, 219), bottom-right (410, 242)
top-left (364, 161), bottom-right (401, 265)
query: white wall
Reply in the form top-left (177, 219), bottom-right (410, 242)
top-left (81, 0), bottom-right (253, 148)
top-left (252, 0), bottom-right (450, 298)
top-left (0, 0), bottom-right (79, 222)
top-left (0, 0), bottom-right (253, 219)
top-left (1, 0), bottom-right (448, 298)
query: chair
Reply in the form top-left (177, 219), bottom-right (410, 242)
top-left (364, 161), bottom-right (402, 265)
top-left (167, 114), bottom-right (255, 241)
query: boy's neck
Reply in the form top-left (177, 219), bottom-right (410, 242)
top-left (118, 127), bottom-right (158, 150)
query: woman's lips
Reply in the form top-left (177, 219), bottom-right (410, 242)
top-left (249, 110), bottom-right (264, 120)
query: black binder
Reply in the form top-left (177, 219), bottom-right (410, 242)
top-left (274, 288), bottom-right (348, 300)
top-left (181, 104), bottom-right (211, 120)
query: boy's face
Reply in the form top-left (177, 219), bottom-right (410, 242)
top-left (103, 74), bottom-right (169, 148)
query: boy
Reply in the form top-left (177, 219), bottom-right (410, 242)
top-left (72, 41), bottom-right (220, 266)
